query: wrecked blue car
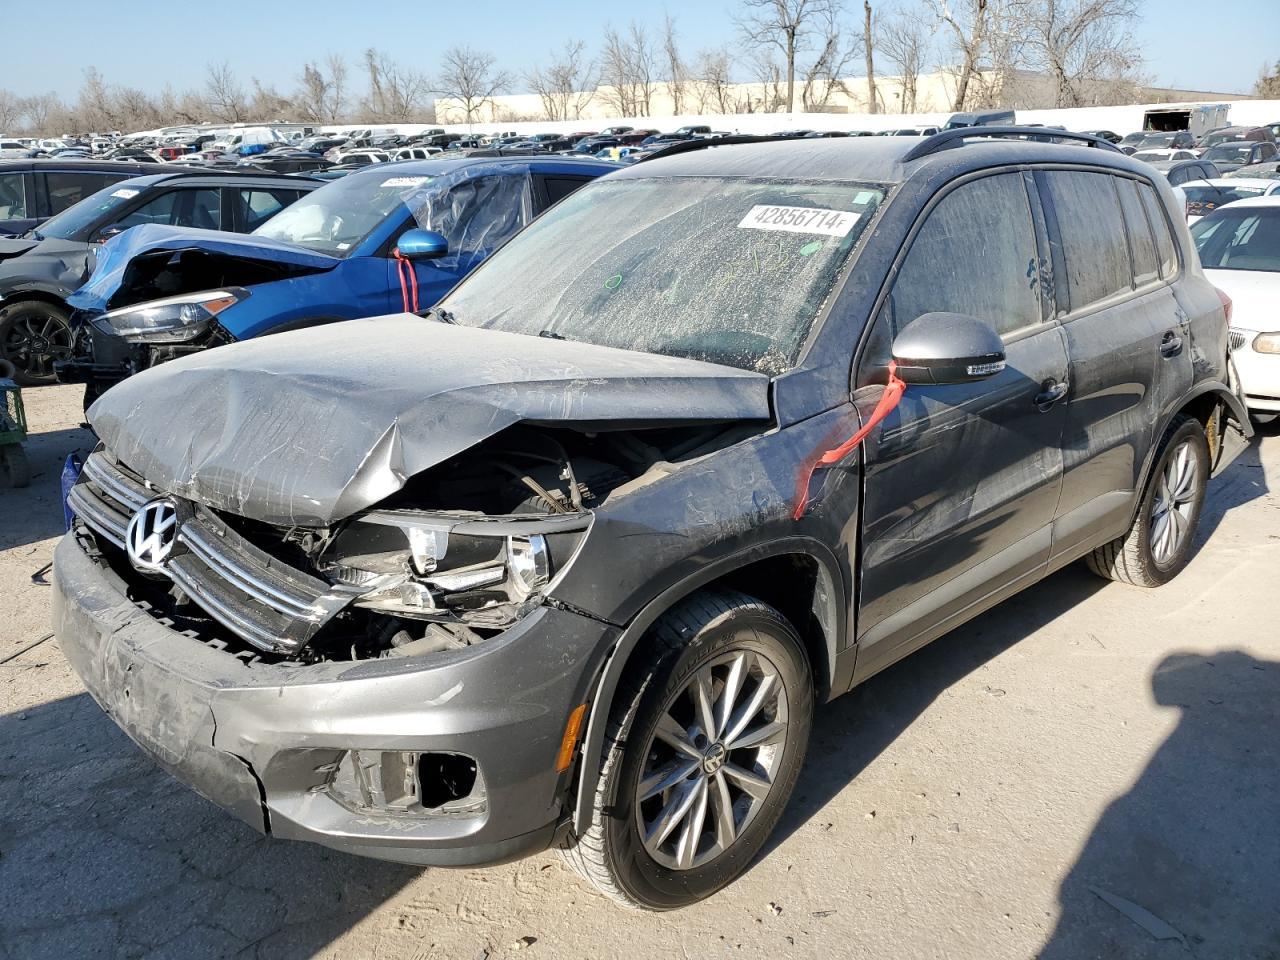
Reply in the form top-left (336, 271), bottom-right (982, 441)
top-left (57, 155), bottom-right (616, 403)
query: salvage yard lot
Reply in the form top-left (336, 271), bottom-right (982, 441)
top-left (3, 383), bottom-right (1278, 960)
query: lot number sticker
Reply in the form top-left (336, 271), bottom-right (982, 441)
top-left (738, 205), bottom-right (860, 237)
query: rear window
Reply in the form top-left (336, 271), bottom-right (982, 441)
top-left (1045, 171), bottom-right (1132, 310)
top-left (0, 172), bottom-right (27, 220)
top-left (1191, 208), bottom-right (1280, 272)
top-left (1137, 182), bottom-right (1177, 277)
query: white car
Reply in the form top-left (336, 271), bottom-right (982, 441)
top-left (0, 139), bottom-right (31, 159)
top-left (1132, 148), bottom-right (1199, 162)
top-left (390, 146), bottom-right (442, 161)
top-left (1191, 195), bottom-right (1280, 419)
top-left (1182, 178), bottom-right (1280, 224)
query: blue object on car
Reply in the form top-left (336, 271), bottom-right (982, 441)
top-left (60, 452), bottom-right (83, 530)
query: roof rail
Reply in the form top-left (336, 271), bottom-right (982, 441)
top-left (903, 126), bottom-right (1122, 162)
top-left (636, 134), bottom-right (789, 163)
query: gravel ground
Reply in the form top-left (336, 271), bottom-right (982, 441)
top-left (2, 383), bottom-right (1278, 960)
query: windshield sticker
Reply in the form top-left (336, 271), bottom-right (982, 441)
top-left (854, 190), bottom-right (878, 205)
top-left (110, 188), bottom-right (140, 199)
top-left (382, 176), bottom-right (430, 188)
top-left (798, 240), bottom-right (824, 256)
top-left (738, 205), bottom-right (860, 237)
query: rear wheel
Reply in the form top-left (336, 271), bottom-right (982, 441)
top-left (1086, 415), bottom-right (1208, 587)
top-left (0, 300), bottom-right (72, 386)
top-left (563, 591), bottom-right (813, 910)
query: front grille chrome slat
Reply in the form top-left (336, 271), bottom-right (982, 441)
top-left (71, 450), bottom-right (355, 656)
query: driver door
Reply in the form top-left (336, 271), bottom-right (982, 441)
top-left (852, 171), bottom-right (1070, 681)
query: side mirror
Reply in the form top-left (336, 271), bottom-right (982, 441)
top-left (395, 228), bottom-right (448, 260)
top-left (95, 224), bottom-right (126, 243)
top-left (891, 312), bottom-right (1006, 385)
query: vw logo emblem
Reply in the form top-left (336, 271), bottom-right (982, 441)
top-left (126, 498), bottom-right (179, 572)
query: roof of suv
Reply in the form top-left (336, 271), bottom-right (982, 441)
top-left (608, 133), bottom-right (1142, 185)
top-left (340, 154), bottom-right (619, 180)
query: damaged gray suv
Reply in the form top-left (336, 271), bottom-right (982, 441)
top-left (55, 130), bottom-right (1249, 909)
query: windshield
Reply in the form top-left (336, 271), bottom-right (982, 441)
top-left (1192, 207), bottom-right (1280, 272)
top-left (1139, 133), bottom-right (1176, 147)
top-left (441, 176), bottom-right (886, 375)
top-left (1204, 144), bottom-right (1253, 164)
top-left (252, 170), bottom-right (432, 255)
top-left (37, 180), bottom-right (147, 240)
top-left (1184, 184), bottom-right (1266, 214)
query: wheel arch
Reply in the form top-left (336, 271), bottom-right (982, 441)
top-left (570, 537), bottom-right (847, 832)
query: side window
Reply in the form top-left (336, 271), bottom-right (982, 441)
top-left (0, 173), bottom-right (27, 219)
top-left (176, 188), bottom-right (222, 230)
top-left (1261, 143), bottom-right (1278, 161)
top-left (1045, 171), bottom-right (1132, 310)
top-left (538, 176), bottom-right (593, 209)
top-left (434, 175), bottom-right (525, 253)
top-left (43, 172), bottom-right (113, 215)
top-left (884, 173), bottom-right (1041, 341)
top-left (114, 190), bottom-right (179, 229)
top-left (1137, 182), bottom-right (1177, 278)
top-left (237, 188), bottom-right (292, 231)
top-left (1115, 178), bottom-right (1159, 286)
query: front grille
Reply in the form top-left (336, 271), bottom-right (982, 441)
top-left (1229, 329), bottom-right (1248, 351)
top-left (70, 450), bottom-right (359, 655)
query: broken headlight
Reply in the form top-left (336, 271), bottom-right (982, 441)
top-left (322, 510), bottom-right (587, 623)
top-left (93, 288), bottom-right (246, 343)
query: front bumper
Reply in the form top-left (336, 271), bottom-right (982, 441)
top-left (1231, 332), bottom-right (1280, 413)
top-left (55, 320), bottom-right (138, 390)
top-left (52, 534), bottom-right (618, 866)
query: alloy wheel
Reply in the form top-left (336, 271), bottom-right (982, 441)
top-left (1, 310), bottom-right (72, 381)
top-left (1149, 438), bottom-right (1199, 567)
top-left (634, 649), bottom-right (789, 871)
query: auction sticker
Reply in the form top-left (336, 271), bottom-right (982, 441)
top-left (738, 205), bottom-right (859, 237)
top-left (382, 176), bottom-right (430, 188)
top-left (110, 188), bottom-right (140, 199)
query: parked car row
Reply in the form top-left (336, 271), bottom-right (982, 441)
top-left (51, 126), bottom-right (1254, 911)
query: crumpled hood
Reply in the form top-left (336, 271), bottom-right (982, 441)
top-left (89, 314), bottom-right (771, 526)
top-left (67, 224), bottom-right (340, 313)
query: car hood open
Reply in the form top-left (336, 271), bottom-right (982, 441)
top-left (67, 224), bottom-right (341, 314)
top-left (89, 314), bottom-right (772, 526)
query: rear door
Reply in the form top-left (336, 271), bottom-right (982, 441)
top-left (1040, 170), bottom-right (1193, 562)
top-left (853, 170), bottom-right (1070, 678)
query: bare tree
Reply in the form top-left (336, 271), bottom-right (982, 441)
top-left (0, 89), bottom-right (23, 131)
top-left (598, 23), bottom-right (657, 117)
top-left (527, 40), bottom-right (596, 120)
top-left (863, 2), bottom-right (878, 112)
top-left (437, 46), bottom-right (513, 123)
top-left (204, 62), bottom-right (248, 122)
top-left (800, 5), bottom-right (860, 110)
top-left (928, 0), bottom-right (989, 109)
top-left (748, 52), bottom-right (791, 112)
top-left (1256, 61), bottom-right (1280, 98)
top-left (689, 48), bottom-right (741, 113)
top-left (19, 92), bottom-right (61, 133)
top-left (879, 5), bottom-right (931, 112)
top-left (1017, 0), bottom-right (1141, 107)
top-left (661, 13), bottom-right (689, 115)
top-left (735, 0), bottom-right (843, 113)
top-left (363, 49), bottom-right (433, 122)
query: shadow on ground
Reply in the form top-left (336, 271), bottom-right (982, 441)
top-left (1040, 649), bottom-right (1280, 958)
top-left (0, 425), bottom-right (95, 551)
top-left (0, 693), bottom-right (421, 960)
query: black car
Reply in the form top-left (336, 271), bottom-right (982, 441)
top-left (1137, 130), bottom-right (1196, 150)
top-left (56, 130), bottom-right (1248, 909)
top-left (1147, 157), bottom-right (1222, 186)
top-left (0, 158), bottom-right (179, 238)
top-left (1200, 140), bottom-right (1280, 174)
top-left (0, 171), bottom-right (318, 384)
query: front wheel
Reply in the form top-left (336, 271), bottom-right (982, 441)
top-left (563, 591), bottom-right (813, 910)
top-left (0, 300), bottom-right (73, 386)
top-left (1086, 414), bottom-right (1209, 587)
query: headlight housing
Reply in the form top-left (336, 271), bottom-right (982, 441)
top-left (93, 288), bottom-right (246, 343)
top-left (321, 510), bottom-right (588, 624)
top-left (1252, 332), bottom-right (1280, 354)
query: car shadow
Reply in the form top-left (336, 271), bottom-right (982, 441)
top-left (0, 425), bottom-right (95, 551)
top-left (1037, 649), bottom-right (1280, 958)
top-left (1195, 422), bottom-right (1273, 546)
top-left (0, 691), bottom-right (422, 960)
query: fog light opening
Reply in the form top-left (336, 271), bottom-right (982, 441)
top-left (418, 752), bottom-right (479, 810)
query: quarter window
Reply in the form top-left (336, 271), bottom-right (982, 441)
top-left (0, 173), bottom-right (26, 220)
top-left (1045, 171), bottom-right (1132, 310)
top-left (1115, 178), bottom-right (1159, 286)
top-left (1137, 182), bottom-right (1178, 278)
top-left (885, 173), bottom-right (1041, 339)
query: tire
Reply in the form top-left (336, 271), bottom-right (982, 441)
top-left (1085, 414), bottom-right (1209, 587)
top-left (562, 590), bottom-right (813, 910)
top-left (0, 444), bottom-right (31, 488)
top-left (0, 300), bottom-right (73, 386)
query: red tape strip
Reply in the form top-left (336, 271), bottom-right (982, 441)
top-left (792, 363), bottom-right (907, 520)
top-left (393, 250), bottom-right (420, 313)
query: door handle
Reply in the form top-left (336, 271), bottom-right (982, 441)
top-left (1035, 379), bottom-right (1069, 411)
top-left (1160, 331), bottom-right (1184, 358)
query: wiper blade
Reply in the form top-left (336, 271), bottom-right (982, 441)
top-left (538, 329), bottom-right (565, 340)
top-left (423, 307), bottom-right (456, 324)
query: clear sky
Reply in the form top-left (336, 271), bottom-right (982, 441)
top-left (5, 0), bottom-right (1278, 100)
